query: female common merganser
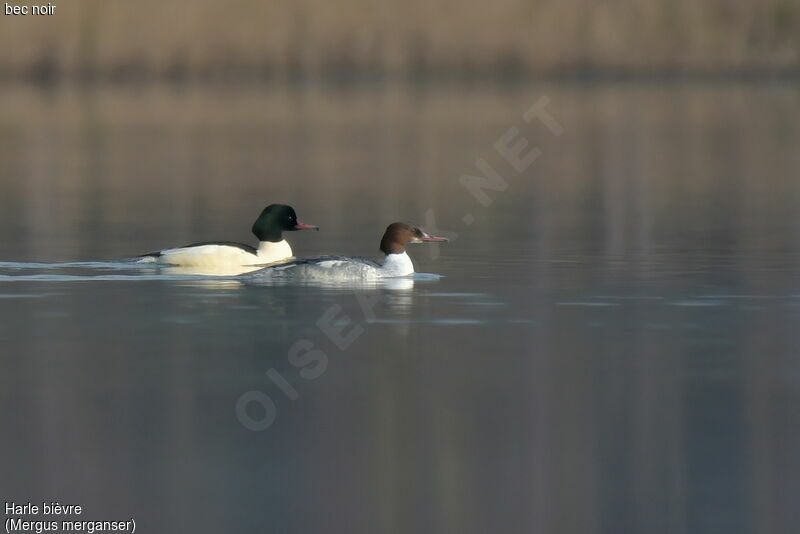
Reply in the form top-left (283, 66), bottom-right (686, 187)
top-left (138, 204), bottom-right (318, 269)
top-left (251, 222), bottom-right (447, 281)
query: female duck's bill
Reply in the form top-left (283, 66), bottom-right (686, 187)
top-left (137, 204), bottom-right (318, 273)
top-left (249, 222), bottom-right (448, 281)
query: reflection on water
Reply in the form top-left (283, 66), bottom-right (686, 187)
top-left (157, 264), bottom-right (264, 277)
top-left (1, 82), bottom-right (800, 534)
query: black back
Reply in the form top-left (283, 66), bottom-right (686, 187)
top-left (180, 241), bottom-right (257, 254)
top-left (139, 241), bottom-right (256, 258)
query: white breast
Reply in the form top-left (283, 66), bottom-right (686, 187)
top-left (380, 252), bottom-right (415, 277)
top-left (256, 240), bottom-right (293, 264)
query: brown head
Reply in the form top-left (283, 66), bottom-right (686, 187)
top-left (379, 222), bottom-right (448, 255)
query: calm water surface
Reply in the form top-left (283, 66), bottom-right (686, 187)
top-left (1, 82), bottom-right (799, 534)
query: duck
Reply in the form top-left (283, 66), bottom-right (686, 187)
top-left (138, 204), bottom-right (318, 269)
top-left (250, 222), bottom-right (447, 281)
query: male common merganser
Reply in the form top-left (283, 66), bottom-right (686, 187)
top-left (138, 204), bottom-right (318, 269)
top-left (251, 222), bottom-right (447, 280)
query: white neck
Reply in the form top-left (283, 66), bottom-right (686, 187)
top-left (380, 252), bottom-right (414, 277)
top-left (257, 240), bottom-right (293, 264)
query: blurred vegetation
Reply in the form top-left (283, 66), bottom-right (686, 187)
top-left (0, 0), bottom-right (798, 81)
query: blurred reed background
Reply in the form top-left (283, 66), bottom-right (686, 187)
top-left (0, 0), bottom-right (798, 81)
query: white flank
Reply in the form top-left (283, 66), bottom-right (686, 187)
top-left (156, 240), bottom-right (293, 269)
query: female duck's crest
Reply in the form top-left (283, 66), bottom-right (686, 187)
top-left (380, 222), bottom-right (448, 255)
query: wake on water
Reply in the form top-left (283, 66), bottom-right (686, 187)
top-left (0, 259), bottom-right (442, 287)
top-left (0, 259), bottom-right (231, 282)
